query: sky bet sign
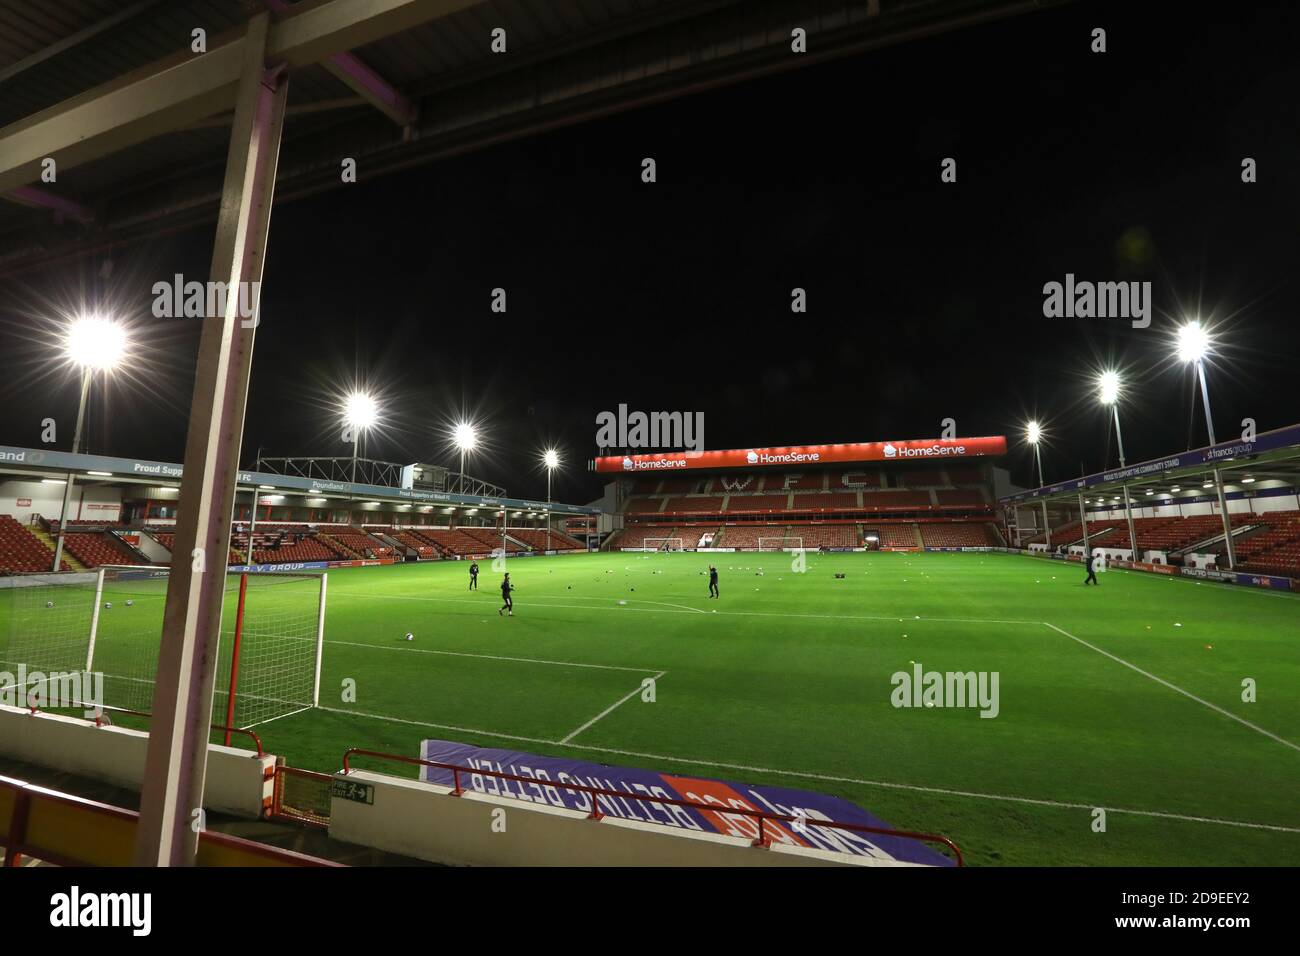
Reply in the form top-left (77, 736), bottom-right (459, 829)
top-left (595, 436), bottom-right (1007, 473)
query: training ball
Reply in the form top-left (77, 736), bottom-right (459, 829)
top-left (103, 602), bottom-right (112, 609)
top-left (125, 600), bottom-right (134, 607)
top-left (404, 633), bottom-right (414, 641)
top-left (45, 601), bottom-right (53, 608)
top-left (618, 600), bottom-right (627, 606)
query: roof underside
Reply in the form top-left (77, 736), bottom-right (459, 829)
top-left (0, 0), bottom-right (1067, 275)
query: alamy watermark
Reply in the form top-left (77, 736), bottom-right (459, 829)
top-left (152, 274), bottom-right (260, 326)
top-left (0, 666), bottom-right (103, 718)
top-left (595, 404), bottom-right (703, 453)
top-left (890, 663), bottom-right (999, 718)
top-left (1042, 273), bottom-right (1150, 329)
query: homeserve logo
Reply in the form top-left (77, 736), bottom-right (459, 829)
top-left (747, 449), bottom-right (822, 465)
top-left (886, 442), bottom-right (968, 458)
top-left (621, 456), bottom-right (687, 471)
top-left (50, 886), bottom-right (151, 936)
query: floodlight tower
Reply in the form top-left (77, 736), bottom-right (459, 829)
top-left (1025, 422), bottom-right (1052, 550)
top-left (543, 448), bottom-right (560, 551)
top-left (1097, 371), bottom-right (1139, 560)
top-left (1177, 321), bottom-right (1235, 568)
top-left (52, 317), bottom-right (128, 571)
top-left (453, 423), bottom-right (478, 494)
top-left (343, 392), bottom-right (379, 483)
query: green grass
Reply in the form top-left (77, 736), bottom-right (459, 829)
top-left (4, 550), bottom-right (1299, 865)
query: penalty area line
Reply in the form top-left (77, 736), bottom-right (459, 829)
top-left (560, 670), bottom-right (667, 745)
top-left (1042, 621), bottom-right (1300, 754)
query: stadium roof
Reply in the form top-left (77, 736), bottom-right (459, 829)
top-left (0, 0), bottom-right (1070, 277)
top-left (0, 444), bottom-right (600, 514)
top-left (999, 422), bottom-right (1300, 509)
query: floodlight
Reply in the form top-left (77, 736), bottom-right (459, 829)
top-left (65, 316), bottom-right (128, 371)
top-left (1176, 321), bottom-right (1211, 363)
top-left (453, 422), bottom-right (478, 451)
top-left (1097, 371), bottom-right (1121, 405)
top-left (1026, 421), bottom-right (1042, 445)
top-left (344, 392), bottom-right (379, 429)
top-left (543, 449), bottom-right (560, 469)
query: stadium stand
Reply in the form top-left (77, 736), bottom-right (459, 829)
top-left (725, 494), bottom-right (791, 513)
top-left (919, 523), bottom-right (1001, 548)
top-left (508, 528), bottom-right (586, 551)
top-left (860, 490), bottom-right (934, 511)
top-left (900, 468), bottom-right (949, 487)
top-left (320, 528), bottom-right (394, 558)
top-left (390, 530), bottom-right (439, 558)
top-left (874, 524), bottom-right (921, 548)
top-left (934, 489), bottom-right (987, 508)
top-left (777, 473), bottom-right (827, 490)
top-left (790, 491), bottom-right (860, 511)
top-left (625, 497), bottom-right (667, 514)
top-left (63, 532), bottom-right (145, 568)
top-left (151, 531), bottom-right (243, 566)
top-left (791, 524), bottom-right (858, 548)
top-left (0, 515), bottom-right (70, 573)
top-left (662, 496), bottom-right (725, 514)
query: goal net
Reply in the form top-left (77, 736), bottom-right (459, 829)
top-left (0, 565), bottom-right (326, 730)
top-left (643, 537), bottom-right (684, 552)
top-left (758, 536), bottom-right (803, 552)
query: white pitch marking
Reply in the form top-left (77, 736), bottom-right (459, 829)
top-left (1042, 621), bottom-right (1300, 753)
top-left (315, 637), bottom-right (660, 674)
top-left (560, 670), bottom-right (666, 745)
top-left (326, 589), bottom-right (1042, 627)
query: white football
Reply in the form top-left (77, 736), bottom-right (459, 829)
top-left (404, 633), bottom-right (414, 641)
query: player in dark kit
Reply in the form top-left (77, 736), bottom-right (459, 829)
top-left (1084, 553), bottom-right (1100, 586)
top-left (469, 561), bottom-right (479, 590)
top-left (499, 573), bottom-right (514, 616)
top-left (708, 565), bottom-right (719, 599)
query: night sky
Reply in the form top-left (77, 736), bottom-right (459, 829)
top-left (3, 0), bottom-right (1300, 505)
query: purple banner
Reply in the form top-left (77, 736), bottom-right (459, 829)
top-left (419, 739), bottom-right (954, 865)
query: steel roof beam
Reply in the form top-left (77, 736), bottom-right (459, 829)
top-left (264, 0), bottom-right (417, 126)
top-left (0, 0), bottom-right (481, 194)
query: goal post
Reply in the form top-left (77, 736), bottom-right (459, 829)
top-left (757, 536), bottom-right (803, 552)
top-left (643, 537), bottom-right (684, 552)
top-left (0, 565), bottom-right (326, 731)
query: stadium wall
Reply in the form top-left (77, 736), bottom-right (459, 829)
top-left (328, 770), bottom-right (916, 868)
top-left (0, 705), bottom-right (274, 818)
top-left (0, 480), bottom-right (122, 524)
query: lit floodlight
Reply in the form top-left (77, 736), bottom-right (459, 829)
top-left (1176, 321), bottom-right (1211, 363)
top-left (65, 316), bottom-right (127, 371)
top-left (343, 392), bottom-right (379, 429)
top-left (543, 449), bottom-right (560, 469)
top-left (1097, 370), bottom-right (1121, 405)
top-left (1026, 421), bottom-right (1042, 445)
top-left (453, 422), bottom-right (478, 451)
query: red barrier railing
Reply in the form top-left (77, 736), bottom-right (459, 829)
top-left (21, 699), bottom-right (265, 756)
top-left (341, 747), bottom-right (963, 866)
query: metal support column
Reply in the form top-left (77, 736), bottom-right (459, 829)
top-left (135, 12), bottom-right (286, 865)
top-left (52, 368), bottom-right (92, 570)
top-left (1213, 467), bottom-right (1236, 570)
top-left (1078, 492), bottom-right (1091, 558)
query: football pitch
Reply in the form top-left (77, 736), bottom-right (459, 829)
top-left (9, 550), bottom-right (1300, 866)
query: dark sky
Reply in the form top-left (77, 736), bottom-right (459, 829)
top-left (3, 0), bottom-right (1300, 505)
